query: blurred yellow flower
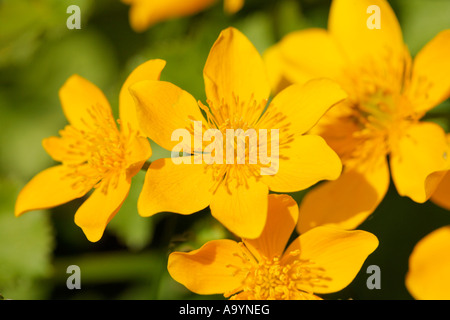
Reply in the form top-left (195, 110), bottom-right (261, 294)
top-left (265, 0), bottom-right (450, 233)
top-left (168, 194), bottom-right (378, 300)
top-left (122, 0), bottom-right (244, 32)
top-left (406, 225), bottom-right (450, 300)
top-left (130, 27), bottom-right (345, 239)
top-left (14, 59), bottom-right (166, 242)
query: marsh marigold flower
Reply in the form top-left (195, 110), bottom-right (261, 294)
top-left (264, 0), bottom-right (450, 233)
top-left (406, 225), bottom-right (450, 300)
top-left (130, 27), bottom-right (346, 239)
top-left (14, 59), bottom-right (166, 242)
top-left (122, 0), bottom-right (244, 32)
top-left (168, 194), bottom-right (378, 300)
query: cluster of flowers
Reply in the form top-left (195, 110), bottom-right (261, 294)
top-left (15, 0), bottom-right (450, 299)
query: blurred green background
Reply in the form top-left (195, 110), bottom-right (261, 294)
top-left (1, 0), bottom-right (450, 300)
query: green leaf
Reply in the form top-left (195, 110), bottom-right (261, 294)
top-left (0, 179), bottom-right (54, 299)
top-left (234, 11), bottom-right (275, 54)
top-left (396, 0), bottom-right (450, 56)
top-left (0, 29), bottom-right (120, 180)
top-left (0, 0), bottom-right (94, 68)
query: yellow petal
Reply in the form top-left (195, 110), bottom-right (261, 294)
top-left (284, 226), bottom-right (378, 294)
top-left (262, 44), bottom-right (292, 94)
top-left (260, 78), bottom-right (347, 136)
top-left (297, 156), bottom-right (389, 233)
top-left (42, 136), bottom-right (84, 164)
top-left (58, 74), bottom-right (112, 131)
top-left (126, 0), bottom-right (217, 32)
top-left (210, 175), bottom-right (269, 239)
top-left (203, 27), bottom-right (270, 109)
top-left (137, 157), bottom-right (215, 217)
top-left (168, 239), bottom-right (248, 295)
top-left (74, 173), bottom-right (131, 242)
top-left (264, 29), bottom-right (346, 91)
top-left (119, 59), bottom-right (166, 134)
top-left (408, 30), bottom-right (450, 113)
top-left (262, 135), bottom-right (342, 193)
top-left (125, 135), bottom-right (152, 179)
top-left (430, 171), bottom-right (450, 210)
top-left (15, 165), bottom-right (91, 217)
top-left (129, 80), bottom-right (207, 152)
top-left (243, 194), bottom-right (298, 260)
top-left (390, 122), bottom-right (449, 203)
top-left (406, 226), bottom-right (450, 300)
top-left (224, 0), bottom-right (244, 14)
top-left (329, 0), bottom-right (404, 66)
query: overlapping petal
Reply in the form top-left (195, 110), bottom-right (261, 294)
top-left (259, 78), bottom-right (347, 136)
top-left (430, 171), bottom-right (450, 210)
top-left (124, 135), bottom-right (152, 179)
top-left (130, 80), bottom-right (208, 152)
top-left (297, 156), bottom-right (389, 233)
top-left (264, 29), bottom-right (346, 91)
top-left (243, 194), bottom-right (298, 260)
top-left (284, 226), bottom-right (379, 294)
top-left (138, 157), bottom-right (215, 217)
top-left (262, 134), bottom-right (342, 193)
top-left (119, 59), bottom-right (166, 134)
top-left (390, 122), bottom-right (449, 203)
top-left (210, 175), bottom-right (269, 239)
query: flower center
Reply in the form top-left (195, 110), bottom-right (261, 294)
top-left (330, 49), bottom-right (424, 168)
top-left (58, 104), bottom-right (127, 190)
top-left (197, 94), bottom-right (283, 191)
top-left (348, 90), bottom-right (415, 163)
top-left (226, 243), bottom-right (330, 300)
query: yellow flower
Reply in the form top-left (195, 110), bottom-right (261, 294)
top-left (264, 0), bottom-right (450, 233)
top-left (14, 59), bottom-right (166, 242)
top-left (406, 225), bottom-right (450, 300)
top-left (168, 194), bottom-right (378, 300)
top-left (122, 0), bottom-right (244, 32)
top-left (130, 27), bottom-right (346, 239)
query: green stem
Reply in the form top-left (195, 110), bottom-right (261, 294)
top-left (141, 161), bottom-right (152, 171)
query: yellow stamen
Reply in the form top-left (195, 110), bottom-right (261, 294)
top-left (329, 47), bottom-right (426, 170)
top-left (57, 103), bottom-right (128, 191)
top-left (198, 94), bottom-right (270, 191)
top-left (226, 243), bottom-right (331, 300)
